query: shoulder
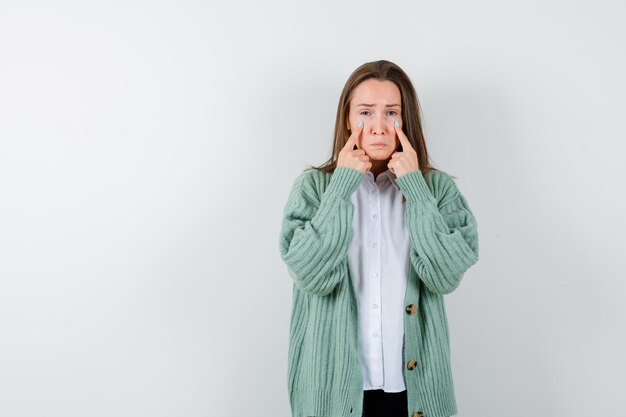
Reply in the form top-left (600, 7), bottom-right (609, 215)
top-left (297, 167), bottom-right (327, 182)
top-left (292, 168), bottom-right (328, 191)
top-left (424, 169), bottom-right (464, 207)
top-left (287, 168), bottom-right (328, 205)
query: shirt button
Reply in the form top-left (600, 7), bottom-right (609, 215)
top-left (372, 272), bottom-right (378, 277)
top-left (371, 190), bottom-right (376, 195)
top-left (372, 213), bottom-right (378, 220)
top-left (406, 359), bottom-right (417, 370)
top-left (371, 242), bottom-right (377, 248)
top-left (372, 304), bottom-right (378, 309)
top-left (373, 332), bottom-right (379, 337)
top-left (406, 304), bottom-right (417, 315)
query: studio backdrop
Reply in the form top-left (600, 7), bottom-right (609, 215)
top-left (0, 1), bottom-right (624, 416)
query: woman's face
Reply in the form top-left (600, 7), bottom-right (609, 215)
top-left (347, 78), bottom-right (403, 161)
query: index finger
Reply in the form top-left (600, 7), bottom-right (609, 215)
top-left (346, 120), bottom-right (364, 150)
top-left (392, 119), bottom-right (411, 150)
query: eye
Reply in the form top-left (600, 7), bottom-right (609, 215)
top-left (359, 111), bottom-right (371, 116)
top-left (387, 110), bottom-right (398, 116)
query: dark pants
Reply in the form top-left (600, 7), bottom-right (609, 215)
top-left (362, 389), bottom-right (408, 417)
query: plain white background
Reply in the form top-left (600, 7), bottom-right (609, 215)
top-left (1, 1), bottom-right (625, 416)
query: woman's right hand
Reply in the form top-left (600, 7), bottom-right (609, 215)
top-left (337, 121), bottom-right (371, 173)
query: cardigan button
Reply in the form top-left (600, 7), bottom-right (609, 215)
top-left (411, 412), bottom-right (424, 417)
top-left (406, 304), bottom-right (417, 315)
top-left (406, 359), bottom-right (417, 370)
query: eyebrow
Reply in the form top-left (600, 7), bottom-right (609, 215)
top-left (356, 103), bottom-right (401, 107)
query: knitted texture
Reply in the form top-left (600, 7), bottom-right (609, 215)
top-left (279, 166), bottom-right (479, 417)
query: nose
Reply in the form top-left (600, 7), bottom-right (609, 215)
top-left (372, 115), bottom-right (386, 134)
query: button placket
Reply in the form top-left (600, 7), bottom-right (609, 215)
top-left (363, 180), bottom-right (384, 385)
top-left (367, 180), bottom-right (383, 386)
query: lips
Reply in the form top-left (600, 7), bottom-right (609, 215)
top-left (370, 143), bottom-right (387, 147)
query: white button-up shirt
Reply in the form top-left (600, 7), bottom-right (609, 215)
top-left (348, 168), bottom-right (411, 393)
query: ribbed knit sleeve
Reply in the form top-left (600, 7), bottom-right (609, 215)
top-left (279, 166), bottom-right (364, 296)
top-left (395, 169), bottom-right (479, 294)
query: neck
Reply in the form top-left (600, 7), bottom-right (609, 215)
top-left (369, 159), bottom-right (390, 179)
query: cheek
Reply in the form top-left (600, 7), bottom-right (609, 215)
top-left (348, 114), bottom-right (357, 129)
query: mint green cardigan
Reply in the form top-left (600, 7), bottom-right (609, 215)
top-left (279, 166), bottom-right (479, 417)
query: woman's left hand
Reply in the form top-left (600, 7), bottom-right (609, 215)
top-left (388, 120), bottom-right (420, 177)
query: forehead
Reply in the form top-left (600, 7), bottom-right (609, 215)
top-left (351, 79), bottom-right (401, 104)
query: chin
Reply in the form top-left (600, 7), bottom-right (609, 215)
top-left (366, 150), bottom-right (394, 160)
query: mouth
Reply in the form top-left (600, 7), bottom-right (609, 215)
top-left (370, 143), bottom-right (387, 148)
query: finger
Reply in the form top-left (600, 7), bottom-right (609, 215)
top-left (344, 124), bottom-right (358, 151)
top-left (392, 119), bottom-right (412, 151)
top-left (353, 120), bottom-right (364, 150)
top-left (345, 130), bottom-right (357, 150)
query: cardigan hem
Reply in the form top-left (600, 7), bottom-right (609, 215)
top-left (289, 386), bottom-right (363, 417)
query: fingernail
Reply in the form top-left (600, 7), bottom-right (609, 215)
top-left (358, 120), bottom-right (363, 128)
top-left (394, 120), bottom-right (400, 127)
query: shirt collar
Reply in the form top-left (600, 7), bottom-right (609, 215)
top-left (363, 168), bottom-right (401, 190)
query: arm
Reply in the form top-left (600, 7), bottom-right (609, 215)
top-left (395, 170), bottom-right (480, 295)
top-left (279, 166), bottom-right (364, 296)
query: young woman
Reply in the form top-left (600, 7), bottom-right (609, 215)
top-left (279, 60), bottom-right (479, 417)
